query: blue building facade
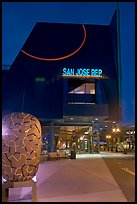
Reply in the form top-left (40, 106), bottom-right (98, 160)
top-left (2, 10), bottom-right (122, 153)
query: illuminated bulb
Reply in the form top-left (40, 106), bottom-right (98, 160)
top-left (112, 128), bottom-right (116, 132)
top-left (116, 128), bottom-right (120, 132)
top-left (80, 136), bottom-right (84, 140)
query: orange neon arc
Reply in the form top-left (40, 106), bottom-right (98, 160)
top-left (21, 24), bottom-right (86, 61)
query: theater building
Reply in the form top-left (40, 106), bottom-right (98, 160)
top-left (2, 9), bottom-right (122, 154)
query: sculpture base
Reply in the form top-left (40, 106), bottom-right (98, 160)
top-left (2, 179), bottom-right (37, 202)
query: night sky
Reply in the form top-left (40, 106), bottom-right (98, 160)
top-left (2, 2), bottom-right (135, 125)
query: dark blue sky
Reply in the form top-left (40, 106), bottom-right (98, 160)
top-left (2, 2), bottom-right (135, 125)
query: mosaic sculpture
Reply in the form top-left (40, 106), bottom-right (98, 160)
top-left (2, 112), bottom-right (42, 182)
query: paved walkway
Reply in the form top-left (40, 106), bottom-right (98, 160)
top-left (7, 151), bottom-right (135, 202)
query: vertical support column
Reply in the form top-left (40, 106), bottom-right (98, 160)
top-left (74, 126), bottom-right (77, 153)
top-left (87, 125), bottom-right (91, 153)
top-left (91, 123), bottom-right (94, 154)
top-left (88, 134), bottom-right (91, 153)
top-left (66, 135), bottom-right (68, 151)
top-left (75, 136), bottom-right (78, 153)
top-left (96, 122), bottom-right (100, 153)
top-left (49, 121), bottom-right (56, 152)
top-left (97, 132), bottom-right (100, 153)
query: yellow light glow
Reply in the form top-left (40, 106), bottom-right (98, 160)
top-left (85, 131), bottom-right (89, 134)
top-left (106, 135), bottom-right (111, 139)
top-left (117, 128), bottom-right (120, 132)
top-left (112, 128), bottom-right (116, 132)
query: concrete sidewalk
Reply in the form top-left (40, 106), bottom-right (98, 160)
top-left (7, 152), bottom-right (133, 202)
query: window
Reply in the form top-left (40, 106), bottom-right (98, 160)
top-left (69, 83), bottom-right (95, 94)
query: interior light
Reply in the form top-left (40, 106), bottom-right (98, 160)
top-left (85, 131), bottom-right (89, 134)
top-left (75, 91), bottom-right (84, 94)
top-left (80, 136), bottom-right (84, 140)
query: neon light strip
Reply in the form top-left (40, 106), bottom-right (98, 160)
top-left (21, 25), bottom-right (86, 61)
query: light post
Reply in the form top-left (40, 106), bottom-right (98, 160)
top-left (112, 127), bottom-right (120, 152)
top-left (106, 135), bottom-right (112, 151)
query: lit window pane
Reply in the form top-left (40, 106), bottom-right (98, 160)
top-left (86, 83), bottom-right (95, 94)
top-left (69, 83), bottom-right (95, 94)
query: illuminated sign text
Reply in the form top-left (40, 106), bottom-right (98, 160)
top-left (63, 68), bottom-right (102, 77)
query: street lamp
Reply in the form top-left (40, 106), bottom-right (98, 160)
top-left (117, 128), bottom-right (120, 132)
top-left (112, 127), bottom-right (120, 152)
top-left (106, 135), bottom-right (112, 139)
top-left (112, 128), bottom-right (120, 133)
top-left (106, 135), bottom-right (112, 151)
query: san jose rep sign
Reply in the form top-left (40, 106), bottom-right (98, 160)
top-left (62, 68), bottom-right (102, 78)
